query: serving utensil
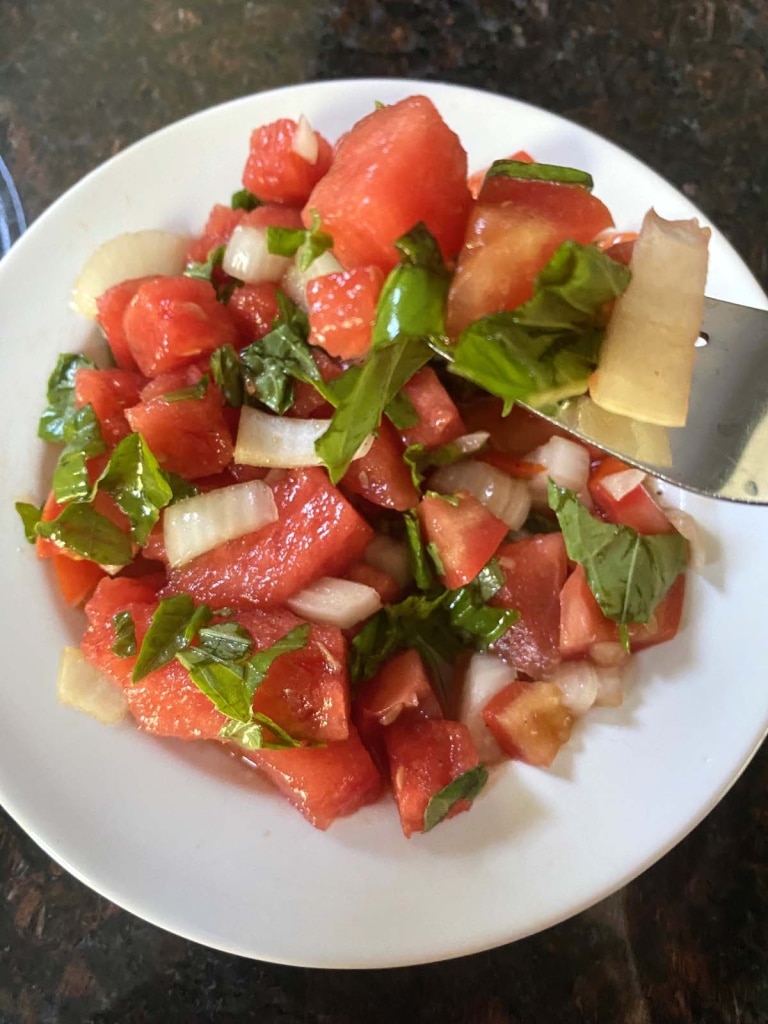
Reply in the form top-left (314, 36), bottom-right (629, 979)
top-left (524, 296), bottom-right (768, 505)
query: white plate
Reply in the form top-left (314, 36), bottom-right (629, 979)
top-left (2, 79), bottom-right (767, 969)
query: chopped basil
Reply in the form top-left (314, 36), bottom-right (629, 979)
top-left (548, 480), bottom-right (689, 626)
top-left (132, 595), bottom-right (211, 683)
top-left (403, 436), bottom-right (487, 488)
top-left (210, 344), bottom-right (245, 407)
top-left (196, 621), bottom-right (254, 662)
top-left (231, 188), bottom-right (263, 211)
top-left (15, 501), bottom-right (42, 543)
top-left (423, 765), bottom-right (489, 832)
top-left (112, 610), bottom-right (137, 657)
top-left (35, 503), bottom-right (133, 566)
top-left (220, 712), bottom-right (303, 751)
top-left (266, 226), bottom-right (306, 258)
top-left (486, 159), bottom-right (594, 189)
top-left (162, 375), bottom-right (210, 403)
top-left (266, 211), bottom-right (333, 271)
top-left (96, 432), bottom-right (175, 546)
top-left (51, 404), bottom-right (107, 504)
top-left (384, 389), bottom-right (419, 430)
top-left (403, 509), bottom-right (435, 591)
top-left (38, 353), bottom-right (96, 443)
top-left (184, 245), bottom-right (242, 302)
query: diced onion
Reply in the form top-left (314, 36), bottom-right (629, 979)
top-left (364, 534), bottom-right (412, 589)
top-left (430, 459), bottom-right (531, 530)
top-left (71, 230), bottom-right (190, 319)
top-left (285, 577), bottom-right (382, 628)
top-left (235, 406), bottom-right (374, 468)
top-left (222, 224), bottom-right (290, 283)
top-left (527, 436), bottom-right (591, 506)
top-left (57, 646), bottom-right (128, 724)
top-left (456, 653), bottom-right (515, 763)
top-left (281, 250), bottom-right (344, 311)
top-left (590, 208), bottom-right (711, 426)
top-left (163, 479), bottom-right (278, 568)
top-left (588, 641), bottom-right (630, 669)
top-left (594, 665), bottom-right (626, 707)
top-left (451, 431), bottom-right (491, 454)
top-left (547, 661), bottom-right (600, 716)
top-left (291, 114), bottom-right (319, 164)
top-left (662, 506), bottom-right (707, 572)
top-left (601, 467), bottom-right (648, 501)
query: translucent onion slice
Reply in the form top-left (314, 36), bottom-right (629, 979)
top-left (57, 646), bottom-right (128, 724)
top-left (163, 479), bottom-right (278, 568)
top-left (71, 229), bottom-right (190, 319)
top-left (590, 208), bottom-right (711, 426)
top-left (547, 661), bottom-right (600, 716)
top-left (456, 652), bottom-right (515, 763)
top-left (364, 534), bottom-right (412, 589)
top-left (527, 436), bottom-right (591, 505)
top-left (235, 406), bottom-right (374, 468)
top-left (222, 224), bottom-right (290, 283)
top-left (291, 114), bottom-right (319, 163)
top-left (601, 467), bottom-right (647, 501)
top-left (662, 506), bottom-right (707, 572)
top-left (285, 577), bottom-right (382, 628)
top-left (280, 250), bottom-right (344, 310)
top-left (588, 641), bottom-right (630, 669)
top-left (594, 665), bottom-right (626, 707)
top-left (430, 459), bottom-right (531, 529)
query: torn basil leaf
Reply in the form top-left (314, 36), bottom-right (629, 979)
top-left (96, 432), bottom-right (175, 546)
top-left (231, 188), bottom-right (263, 211)
top-left (38, 353), bottom-right (96, 443)
top-left (15, 501), bottom-right (42, 544)
top-left (485, 159), bottom-right (594, 189)
top-left (423, 765), bottom-right (489, 832)
top-left (35, 503), bottom-right (133, 566)
top-left (163, 375), bottom-right (210, 403)
top-left (266, 211), bottom-right (333, 271)
top-left (210, 344), bottom-right (245, 407)
top-left (112, 610), bottom-right (137, 657)
top-left (132, 595), bottom-right (210, 683)
top-left (51, 404), bottom-right (107, 504)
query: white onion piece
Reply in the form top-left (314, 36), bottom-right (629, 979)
top-left (222, 224), bottom-right (290, 283)
top-left (281, 250), bottom-right (344, 310)
top-left (547, 661), bottom-right (600, 716)
top-left (72, 230), bottom-right (190, 319)
top-left (285, 577), bottom-right (381, 628)
top-left (588, 641), bottom-right (630, 669)
top-left (364, 534), bottom-right (412, 589)
top-left (527, 436), bottom-right (591, 506)
top-left (452, 431), bottom-right (491, 454)
top-left (662, 507), bottom-right (707, 572)
top-left (235, 407), bottom-right (374, 468)
top-left (430, 459), bottom-right (531, 530)
top-left (457, 653), bottom-right (515, 763)
top-left (57, 646), bottom-right (128, 724)
top-left (163, 479), bottom-right (278, 568)
top-left (291, 114), bottom-right (319, 163)
top-left (601, 467), bottom-right (647, 501)
top-left (594, 665), bottom-right (626, 707)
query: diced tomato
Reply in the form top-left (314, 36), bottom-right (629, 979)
top-left (125, 372), bottom-right (233, 480)
top-left (96, 277), bottom-right (155, 370)
top-left (51, 553), bottom-right (106, 606)
top-left (483, 680), bottom-right (573, 767)
top-left (242, 118), bottom-right (333, 206)
top-left (460, 398), bottom-right (567, 457)
top-left (165, 467), bottom-right (373, 608)
top-left (467, 149), bottom-right (534, 198)
top-left (384, 714), bottom-right (481, 837)
top-left (416, 491), bottom-right (507, 589)
top-left (446, 177), bottom-right (614, 336)
top-left (589, 456), bottom-right (675, 535)
top-left (137, 363), bottom-right (207, 402)
top-left (341, 418), bottom-right (419, 512)
top-left (74, 367), bottom-right (147, 447)
top-left (304, 96), bottom-right (471, 272)
top-left (123, 276), bottom-right (240, 377)
top-left (307, 266), bottom-right (384, 360)
top-left (559, 564), bottom-right (687, 658)
top-left (353, 650), bottom-right (442, 767)
top-left (478, 450), bottom-right (544, 479)
top-left (243, 727), bottom-right (382, 831)
top-left (343, 561), bottom-right (402, 605)
top-left (594, 229), bottom-right (638, 268)
top-left (399, 367), bottom-right (466, 449)
top-left (490, 534), bottom-right (568, 678)
top-left (238, 607), bottom-right (350, 743)
top-left (228, 281), bottom-right (281, 344)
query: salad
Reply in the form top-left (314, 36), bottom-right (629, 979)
top-left (17, 95), bottom-right (700, 838)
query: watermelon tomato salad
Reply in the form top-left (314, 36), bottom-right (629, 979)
top-left (17, 95), bottom-right (694, 837)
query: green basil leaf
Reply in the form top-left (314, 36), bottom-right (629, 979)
top-left (266, 226), bottom-right (306, 258)
top-left (423, 765), bottom-right (489, 832)
top-left (231, 188), bottom-right (263, 211)
top-left (38, 353), bottom-right (96, 443)
top-left (384, 389), bottom-right (419, 430)
top-left (177, 650), bottom-right (253, 722)
top-left (210, 344), bottom-right (245, 407)
top-left (112, 610), bottom-right (137, 657)
top-left (132, 594), bottom-right (209, 683)
top-left (184, 244), bottom-right (226, 282)
top-left (548, 480), bottom-right (689, 625)
top-left (52, 404), bottom-right (107, 504)
top-left (166, 472), bottom-right (200, 503)
top-left (163, 375), bottom-right (209, 403)
top-left (35, 503), bottom-right (133, 566)
top-left (486, 159), bottom-right (594, 189)
top-left (244, 624), bottom-right (310, 699)
top-left (403, 509), bottom-right (435, 591)
top-left (197, 621), bottom-right (254, 662)
top-left (15, 501), bottom-right (43, 543)
top-left (96, 433), bottom-right (175, 546)
top-left (403, 435), bottom-right (487, 488)
top-left (266, 213), bottom-right (333, 272)
top-left (220, 713), bottom-right (302, 751)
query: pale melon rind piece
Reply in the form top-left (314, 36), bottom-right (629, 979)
top-left (71, 230), bottom-right (191, 319)
top-left (560, 395), bottom-right (673, 467)
top-left (590, 209), bottom-right (710, 427)
top-left (56, 646), bottom-right (128, 724)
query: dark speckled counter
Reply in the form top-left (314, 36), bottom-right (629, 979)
top-left (2, 2), bottom-right (767, 1021)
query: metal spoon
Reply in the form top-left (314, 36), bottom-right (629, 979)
top-left (521, 296), bottom-right (768, 505)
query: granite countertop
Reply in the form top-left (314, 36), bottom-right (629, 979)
top-left (1, 2), bottom-right (767, 1021)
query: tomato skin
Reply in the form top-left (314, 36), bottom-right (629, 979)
top-left (483, 680), bottom-right (573, 767)
top-left (123, 276), bottom-right (240, 377)
top-left (51, 553), bottom-right (106, 606)
top-left (125, 370), bottom-right (234, 480)
top-left (304, 96), bottom-right (471, 272)
top-left (399, 367), bottom-right (466, 450)
top-left (384, 713), bottom-right (481, 837)
top-left (446, 178), bottom-right (614, 336)
top-left (74, 367), bottom-right (147, 447)
top-left (560, 564), bottom-right (687, 658)
top-left (416, 491), bottom-right (508, 589)
top-left (490, 534), bottom-right (569, 678)
top-left (243, 727), bottom-right (382, 831)
top-left (307, 266), bottom-right (384, 360)
top-left (96, 277), bottom-right (156, 370)
top-left (589, 457), bottom-right (674, 535)
top-left (165, 467), bottom-right (374, 609)
top-left (242, 118), bottom-right (333, 206)
top-left (341, 418), bottom-right (420, 512)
